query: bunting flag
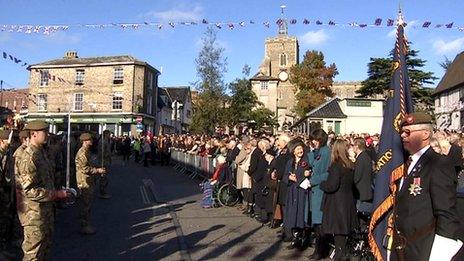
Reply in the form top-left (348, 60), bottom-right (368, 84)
top-left (368, 11), bottom-right (414, 261)
top-left (1, 17), bottom-right (463, 35)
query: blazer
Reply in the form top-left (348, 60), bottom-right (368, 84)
top-left (353, 151), bottom-right (373, 201)
top-left (391, 147), bottom-right (461, 261)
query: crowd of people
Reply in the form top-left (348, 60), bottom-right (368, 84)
top-left (169, 113), bottom-right (464, 261)
top-left (1, 111), bottom-right (464, 260)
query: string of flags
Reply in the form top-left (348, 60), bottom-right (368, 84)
top-left (1, 18), bottom-right (463, 35)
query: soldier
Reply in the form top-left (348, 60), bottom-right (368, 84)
top-left (391, 113), bottom-right (463, 260)
top-left (15, 120), bottom-right (72, 261)
top-left (76, 133), bottom-right (106, 235)
top-left (0, 129), bottom-right (14, 259)
top-left (98, 130), bottom-right (112, 199)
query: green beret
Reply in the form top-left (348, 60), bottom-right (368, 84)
top-left (401, 112), bottom-right (433, 127)
top-left (80, 133), bottom-right (92, 141)
top-left (19, 130), bottom-right (29, 139)
top-left (25, 120), bottom-right (49, 131)
top-left (0, 129), bottom-right (11, 140)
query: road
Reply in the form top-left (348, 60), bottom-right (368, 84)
top-left (52, 158), bottom-right (316, 260)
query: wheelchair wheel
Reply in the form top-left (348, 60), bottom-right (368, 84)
top-left (217, 183), bottom-right (239, 207)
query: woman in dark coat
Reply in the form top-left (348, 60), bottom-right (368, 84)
top-left (248, 138), bottom-right (273, 223)
top-left (320, 139), bottom-right (358, 261)
top-left (283, 138), bottom-right (311, 249)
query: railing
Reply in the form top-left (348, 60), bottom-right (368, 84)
top-left (170, 148), bottom-right (215, 180)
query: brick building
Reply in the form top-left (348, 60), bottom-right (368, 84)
top-left (27, 51), bottom-right (160, 136)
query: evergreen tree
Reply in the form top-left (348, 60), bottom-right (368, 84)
top-left (290, 50), bottom-right (338, 118)
top-left (357, 43), bottom-right (437, 110)
top-left (190, 27), bottom-right (228, 134)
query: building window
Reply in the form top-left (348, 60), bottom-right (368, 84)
top-left (75, 69), bottom-right (85, 85)
top-left (261, 81), bottom-right (268, 90)
top-left (112, 92), bottom-right (123, 110)
top-left (37, 94), bottom-right (47, 111)
top-left (40, 70), bottom-right (49, 86)
top-left (113, 68), bottom-right (124, 84)
top-left (280, 53), bottom-right (287, 67)
top-left (74, 93), bottom-right (83, 111)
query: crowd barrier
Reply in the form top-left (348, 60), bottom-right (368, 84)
top-left (170, 149), bottom-right (215, 180)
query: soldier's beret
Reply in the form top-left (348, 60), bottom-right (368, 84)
top-left (25, 120), bottom-right (49, 131)
top-left (80, 133), bottom-right (92, 141)
top-left (0, 129), bottom-right (11, 140)
top-left (19, 130), bottom-right (30, 139)
top-left (400, 112), bottom-right (433, 127)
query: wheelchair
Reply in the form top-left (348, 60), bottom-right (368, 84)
top-left (211, 164), bottom-right (240, 207)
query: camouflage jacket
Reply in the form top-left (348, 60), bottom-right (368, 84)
top-left (16, 144), bottom-right (55, 226)
top-left (76, 146), bottom-right (99, 189)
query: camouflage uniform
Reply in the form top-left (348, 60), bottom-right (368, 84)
top-left (75, 145), bottom-right (99, 227)
top-left (16, 144), bottom-right (55, 261)
top-left (97, 137), bottom-right (111, 195)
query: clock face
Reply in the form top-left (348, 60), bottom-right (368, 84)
top-left (279, 71), bottom-right (289, 82)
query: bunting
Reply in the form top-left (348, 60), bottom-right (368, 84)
top-left (1, 17), bottom-right (463, 35)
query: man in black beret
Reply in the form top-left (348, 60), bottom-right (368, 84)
top-left (391, 112), bottom-right (463, 260)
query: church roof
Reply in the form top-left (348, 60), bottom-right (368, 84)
top-left (434, 51), bottom-right (464, 96)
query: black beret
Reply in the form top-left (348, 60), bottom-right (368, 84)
top-left (400, 112), bottom-right (433, 127)
top-left (80, 133), bottom-right (92, 141)
top-left (25, 120), bottom-right (49, 131)
top-left (0, 129), bottom-right (11, 140)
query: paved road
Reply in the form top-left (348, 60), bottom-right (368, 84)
top-left (52, 158), bottom-right (317, 260)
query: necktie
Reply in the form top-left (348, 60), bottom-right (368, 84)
top-left (404, 156), bottom-right (413, 176)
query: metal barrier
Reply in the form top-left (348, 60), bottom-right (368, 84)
top-left (170, 149), bottom-right (215, 180)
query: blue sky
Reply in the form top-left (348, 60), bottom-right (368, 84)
top-left (1, 0), bottom-right (463, 90)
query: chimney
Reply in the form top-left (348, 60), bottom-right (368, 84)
top-left (64, 51), bottom-right (78, 59)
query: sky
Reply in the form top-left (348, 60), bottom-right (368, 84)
top-left (1, 0), bottom-right (464, 90)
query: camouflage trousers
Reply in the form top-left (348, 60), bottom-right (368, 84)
top-left (79, 188), bottom-right (94, 227)
top-left (22, 224), bottom-right (53, 261)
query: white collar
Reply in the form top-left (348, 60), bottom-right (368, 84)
top-left (408, 145), bottom-right (430, 174)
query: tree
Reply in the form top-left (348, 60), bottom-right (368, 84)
top-left (226, 65), bottom-right (277, 130)
top-left (190, 27), bottom-right (228, 134)
top-left (290, 50), bottom-right (338, 118)
top-left (439, 56), bottom-right (452, 71)
top-left (356, 44), bottom-right (438, 110)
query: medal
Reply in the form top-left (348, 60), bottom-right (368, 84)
top-left (408, 177), bottom-right (422, 196)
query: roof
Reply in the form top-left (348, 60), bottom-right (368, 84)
top-left (158, 88), bottom-right (171, 109)
top-left (29, 55), bottom-right (160, 73)
top-left (250, 72), bottom-right (279, 81)
top-left (306, 98), bottom-right (347, 119)
top-left (290, 98), bottom-right (346, 129)
top-left (434, 51), bottom-right (464, 96)
top-left (164, 86), bottom-right (190, 103)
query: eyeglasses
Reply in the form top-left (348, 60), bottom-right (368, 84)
top-left (400, 129), bottom-right (427, 136)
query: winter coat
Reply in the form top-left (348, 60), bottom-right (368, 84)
top-left (320, 161), bottom-right (358, 235)
top-left (307, 145), bottom-right (330, 225)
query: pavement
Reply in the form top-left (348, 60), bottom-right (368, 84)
top-left (52, 157), bottom-right (318, 261)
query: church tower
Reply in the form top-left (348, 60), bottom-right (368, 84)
top-left (251, 8), bottom-right (299, 132)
